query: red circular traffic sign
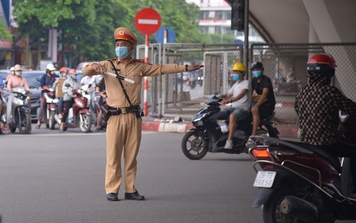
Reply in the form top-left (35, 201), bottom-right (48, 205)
top-left (135, 8), bottom-right (161, 35)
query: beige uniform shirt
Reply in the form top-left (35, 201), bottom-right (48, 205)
top-left (82, 58), bottom-right (186, 108)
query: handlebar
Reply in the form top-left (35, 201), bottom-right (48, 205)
top-left (104, 72), bottom-right (135, 84)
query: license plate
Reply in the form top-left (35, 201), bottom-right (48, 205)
top-left (253, 171), bottom-right (276, 188)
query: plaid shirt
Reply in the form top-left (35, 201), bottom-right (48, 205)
top-left (295, 74), bottom-right (356, 145)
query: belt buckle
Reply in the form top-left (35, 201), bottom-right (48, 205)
top-left (121, 107), bottom-right (127, 114)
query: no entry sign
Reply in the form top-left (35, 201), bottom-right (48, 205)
top-left (135, 8), bottom-right (161, 35)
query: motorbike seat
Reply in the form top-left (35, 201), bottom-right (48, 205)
top-left (285, 140), bottom-right (341, 172)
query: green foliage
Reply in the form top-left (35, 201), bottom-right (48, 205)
top-left (12, 0), bottom-right (232, 65)
top-left (0, 20), bottom-right (12, 40)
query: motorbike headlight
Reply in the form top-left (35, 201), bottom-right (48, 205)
top-left (13, 97), bottom-right (23, 105)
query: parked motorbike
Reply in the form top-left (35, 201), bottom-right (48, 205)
top-left (7, 87), bottom-right (31, 134)
top-left (39, 85), bottom-right (59, 130)
top-left (58, 84), bottom-right (92, 133)
top-left (181, 94), bottom-right (279, 160)
top-left (248, 111), bottom-right (356, 222)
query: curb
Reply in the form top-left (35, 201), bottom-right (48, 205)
top-left (141, 121), bottom-right (300, 138)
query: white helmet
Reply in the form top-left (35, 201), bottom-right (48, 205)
top-left (10, 66), bottom-right (14, 71)
top-left (46, 63), bottom-right (56, 71)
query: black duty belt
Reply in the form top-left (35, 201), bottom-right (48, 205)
top-left (108, 105), bottom-right (140, 115)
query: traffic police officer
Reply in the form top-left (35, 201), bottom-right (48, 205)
top-left (82, 27), bottom-right (203, 201)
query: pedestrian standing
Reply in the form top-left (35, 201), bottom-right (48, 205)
top-left (82, 27), bottom-right (203, 201)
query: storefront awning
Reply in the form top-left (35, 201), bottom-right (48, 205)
top-left (0, 39), bottom-right (12, 49)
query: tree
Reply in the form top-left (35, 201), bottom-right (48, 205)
top-left (0, 20), bottom-right (12, 40)
top-left (12, 0), bottom-right (215, 66)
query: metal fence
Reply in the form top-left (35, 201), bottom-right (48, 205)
top-left (137, 43), bottom-right (243, 117)
top-left (137, 42), bottom-right (356, 123)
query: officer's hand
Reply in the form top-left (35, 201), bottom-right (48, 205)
top-left (91, 63), bottom-right (107, 75)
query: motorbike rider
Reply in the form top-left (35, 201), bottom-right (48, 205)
top-left (0, 78), bottom-right (5, 135)
top-left (53, 67), bottom-right (69, 121)
top-left (6, 64), bottom-right (32, 134)
top-left (94, 77), bottom-right (106, 132)
top-left (36, 63), bottom-right (58, 129)
top-left (4, 66), bottom-right (14, 85)
top-left (218, 62), bottom-right (251, 149)
top-left (295, 53), bottom-right (356, 191)
top-left (59, 69), bottom-right (80, 133)
top-left (246, 61), bottom-right (276, 146)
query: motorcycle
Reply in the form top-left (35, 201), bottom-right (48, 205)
top-left (39, 85), bottom-right (59, 130)
top-left (6, 87), bottom-right (31, 134)
top-left (248, 111), bottom-right (356, 222)
top-left (89, 90), bottom-right (107, 131)
top-left (58, 84), bottom-right (92, 133)
top-left (181, 94), bottom-right (279, 160)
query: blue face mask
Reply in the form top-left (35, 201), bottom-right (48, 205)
top-left (252, 71), bottom-right (262, 78)
top-left (232, 74), bottom-right (240, 81)
top-left (72, 74), bottom-right (77, 80)
top-left (115, 46), bottom-right (129, 59)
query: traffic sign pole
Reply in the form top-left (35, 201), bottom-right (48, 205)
top-left (135, 8), bottom-right (161, 117)
top-left (143, 34), bottom-right (149, 116)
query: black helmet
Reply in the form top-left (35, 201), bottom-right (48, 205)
top-left (250, 62), bottom-right (264, 71)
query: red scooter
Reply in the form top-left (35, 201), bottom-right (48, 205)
top-left (248, 111), bottom-right (356, 222)
top-left (60, 85), bottom-right (92, 133)
top-left (40, 85), bottom-right (58, 129)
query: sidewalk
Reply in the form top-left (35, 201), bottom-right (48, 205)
top-left (141, 115), bottom-right (300, 139)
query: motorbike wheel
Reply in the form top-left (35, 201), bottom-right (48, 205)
top-left (48, 110), bottom-right (56, 130)
top-left (79, 114), bottom-right (91, 133)
top-left (181, 131), bottom-right (208, 160)
top-left (263, 188), bottom-right (304, 223)
top-left (16, 111), bottom-right (31, 134)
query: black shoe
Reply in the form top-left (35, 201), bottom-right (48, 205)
top-left (125, 191), bottom-right (145, 200)
top-left (106, 193), bottom-right (119, 201)
top-left (0, 129), bottom-right (4, 135)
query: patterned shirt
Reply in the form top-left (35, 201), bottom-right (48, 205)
top-left (295, 74), bottom-right (356, 145)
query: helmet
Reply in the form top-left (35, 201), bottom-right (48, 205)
top-left (114, 27), bottom-right (137, 45)
top-left (250, 62), bottom-right (264, 70)
top-left (232, 62), bottom-right (247, 72)
top-left (59, 67), bottom-right (69, 73)
top-left (307, 53), bottom-right (337, 73)
top-left (46, 63), bottom-right (56, 71)
top-left (68, 69), bottom-right (77, 75)
top-left (10, 66), bottom-right (14, 71)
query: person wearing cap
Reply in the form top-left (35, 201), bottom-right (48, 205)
top-left (6, 64), bottom-right (32, 133)
top-left (218, 62), bottom-right (251, 149)
top-left (82, 26), bottom-right (203, 201)
top-left (36, 63), bottom-right (59, 129)
top-left (246, 61), bottom-right (276, 146)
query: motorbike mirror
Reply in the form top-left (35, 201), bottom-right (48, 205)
top-left (36, 78), bottom-right (41, 82)
top-left (65, 83), bottom-right (70, 87)
top-left (220, 94), bottom-right (227, 98)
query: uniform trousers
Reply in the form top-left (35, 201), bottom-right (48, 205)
top-left (105, 112), bottom-right (142, 194)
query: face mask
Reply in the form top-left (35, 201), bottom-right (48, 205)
top-left (232, 74), bottom-right (240, 81)
top-left (15, 71), bottom-right (22, 76)
top-left (252, 71), bottom-right (262, 78)
top-left (115, 46), bottom-right (129, 59)
top-left (72, 74), bottom-right (77, 80)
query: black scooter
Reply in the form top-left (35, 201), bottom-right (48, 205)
top-left (181, 94), bottom-right (279, 160)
